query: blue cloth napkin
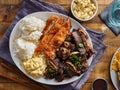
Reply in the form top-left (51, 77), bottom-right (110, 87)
top-left (0, 0), bottom-right (106, 90)
top-left (99, 0), bottom-right (120, 36)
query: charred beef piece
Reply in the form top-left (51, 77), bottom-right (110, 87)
top-left (45, 58), bottom-right (60, 79)
top-left (71, 30), bottom-right (82, 45)
top-left (64, 65), bottom-right (78, 78)
top-left (81, 60), bottom-right (89, 73)
top-left (44, 67), bottom-right (57, 79)
top-left (78, 29), bottom-right (94, 58)
top-left (56, 41), bottom-right (75, 60)
top-left (46, 59), bottom-right (59, 70)
top-left (56, 47), bottom-right (70, 60)
top-left (64, 68), bottom-right (77, 78)
top-left (66, 61), bottom-right (81, 75)
top-left (72, 29), bottom-right (94, 57)
top-left (63, 41), bottom-right (75, 51)
top-left (71, 30), bottom-right (86, 55)
top-left (55, 62), bottom-right (65, 82)
top-left (55, 69), bottom-right (64, 82)
top-left (77, 55), bottom-right (89, 72)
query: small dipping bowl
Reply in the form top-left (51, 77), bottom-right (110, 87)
top-left (92, 78), bottom-right (108, 90)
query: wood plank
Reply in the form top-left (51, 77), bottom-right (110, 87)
top-left (0, 83), bottom-right (31, 90)
top-left (97, 0), bottom-right (113, 5)
top-left (0, 5), bottom-right (19, 23)
top-left (0, 77), bottom-right (14, 83)
top-left (0, 0), bottom-right (22, 5)
top-left (0, 22), bottom-right (10, 39)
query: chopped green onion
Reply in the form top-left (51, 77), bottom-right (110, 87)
top-left (66, 66), bottom-right (70, 70)
top-left (48, 68), bottom-right (55, 73)
top-left (79, 56), bottom-right (82, 60)
top-left (67, 37), bottom-right (72, 41)
top-left (71, 54), bottom-right (79, 61)
top-left (70, 54), bottom-right (82, 66)
top-left (74, 61), bottom-right (79, 66)
top-left (78, 43), bottom-right (84, 48)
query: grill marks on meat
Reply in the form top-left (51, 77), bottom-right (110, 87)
top-left (45, 28), bottom-right (94, 81)
top-left (78, 29), bottom-right (94, 58)
top-left (72, 29), bottom-right (94, 58)
top-left (66, 61), bottom-right (80, 74)
top-left (45, 28), bottom-right (94, 82)
top-left (72, 31), bottom-right (86, 55)
top-left (56, 41), bottom-right (75, 60)
top-left (45, 58), bottom-right (60, 79)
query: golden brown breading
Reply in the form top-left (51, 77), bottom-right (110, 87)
top-left (35, 16), bottom-right (64, 53)
top-left (40, 15), bottom-right (59, 39)
top-left (45, 18), bottom-right (70, 59)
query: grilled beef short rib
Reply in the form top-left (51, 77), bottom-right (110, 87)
top-left (45, 29), bottom-right (94, 82)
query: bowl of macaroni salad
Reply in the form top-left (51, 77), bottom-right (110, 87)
top-left (71, 0), bottom-right (98, 21)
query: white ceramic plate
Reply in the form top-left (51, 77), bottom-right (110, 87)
top-left (9, 12), bottom-right (93, 85)
top-left (110, 48), bottom-right (120, 90)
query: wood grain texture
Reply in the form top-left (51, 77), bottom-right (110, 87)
top-left (0, 0), bottom-right (22, 5)
top-left (0, 0), bottom-right (118, 90)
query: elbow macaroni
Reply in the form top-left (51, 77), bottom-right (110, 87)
top-left (72, 0), bottom-right (96, 19)
top-left (23, 54), bottom-right (47, 77)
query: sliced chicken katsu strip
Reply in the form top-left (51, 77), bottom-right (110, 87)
top-left (35, 16), bottom-right (64, 53)
top-left (40, 15), bottom-right (59, 39)
top-left (45, 18), bottom-right (70, 59)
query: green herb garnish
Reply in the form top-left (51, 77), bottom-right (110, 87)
top-left (74, 61), bottom-right (79, 66)
top-left (78, 43), bottom-right (84, 48)
top-left (48, 68), bottom-right (55, 73)
top-left (67, 37), bottom-right (72, 41)
top-left (71, 54), bottom-right (79, 61)
top-left (70, 54), bottom-right (81, 66)
top-left (66, 66), bottom-right (70, 70)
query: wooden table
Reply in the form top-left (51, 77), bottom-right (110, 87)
top-left (0, 0), bottom-right (119, 90)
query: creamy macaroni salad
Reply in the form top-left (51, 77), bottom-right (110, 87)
top-left (72, 0), bottom-right (96, 19)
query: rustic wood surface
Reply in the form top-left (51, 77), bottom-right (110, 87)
top-left (0, 0), bottom-right (119, 90)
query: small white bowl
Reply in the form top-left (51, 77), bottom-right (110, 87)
top-left (71, 0), bottom-right (98, 21)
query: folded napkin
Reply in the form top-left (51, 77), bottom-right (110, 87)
top-left (99, 1), bottom-right (120, 36)
top-left (0, 0), bottom-right (106, 90)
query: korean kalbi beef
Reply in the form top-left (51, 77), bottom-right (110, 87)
top-left (56, 41), bottom-right (75, 60)
top-left (45, 29), bottom-right (94, 82)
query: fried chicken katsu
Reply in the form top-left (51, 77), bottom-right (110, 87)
top-left (40, 15), bottom-right (59, 39)
top-left (36, 17), bottom-right (64, 53)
